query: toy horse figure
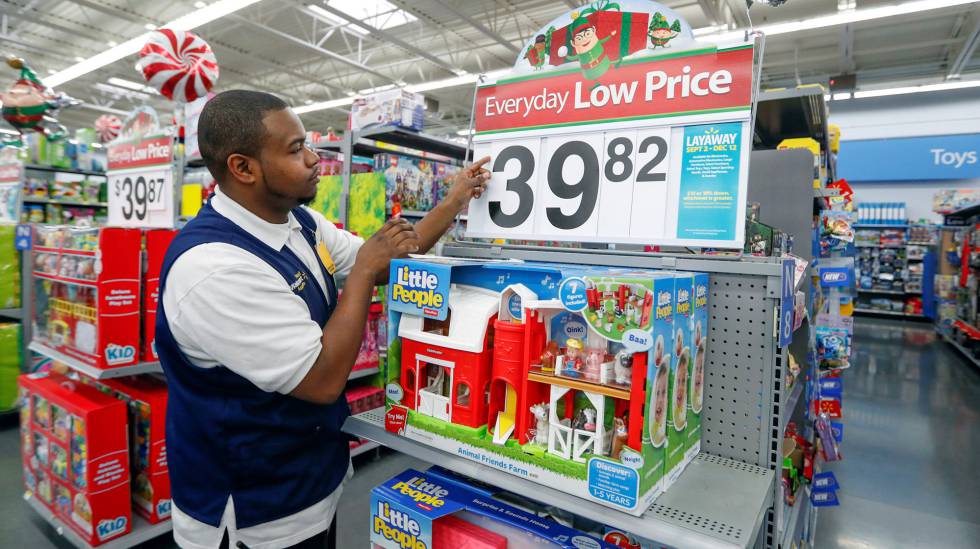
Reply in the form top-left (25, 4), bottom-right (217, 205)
top-left (1, 56), bottom-right (78, 141)
top-left (614, 350), bottom-right (633, 386)
top-left (530, 403), bottom-right (549, 445)
top-left (610, 417), bottom-right (629, 459)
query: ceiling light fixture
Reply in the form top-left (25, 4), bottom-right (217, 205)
top-left (295, 69), bottom-right (509, 114)
top-left (107, 40), bottom-right (118, 47)
top-left (308, 4), bottom-right (368, 37)
top-left (698, 0), bottom-right (978, 41)
top-left (194, 1), bottom-right (208, 8)
top-left (107, 77), bottom-right (157, 93)
top-left (144, 23), bottom-right (158, 30)
top-left (851, 79), bottom-right (980, 99)
top-left (46, 0), bottom-right (265, 88)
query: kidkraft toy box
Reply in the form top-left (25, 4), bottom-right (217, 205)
top-left (32, 226), bottom-right (142, 370)
top-left (89, 376), bottom-right (170, 523)
top-left (19, 371), bottom-right (131, 546)
top-left (371, 468), bottom-right (617, 549)
top-left (383, 257), bottom-right (680, 516)
top-left (349, 89), bottom-right (424, 132)
top-left (142, 229), bottom-right (177, 362)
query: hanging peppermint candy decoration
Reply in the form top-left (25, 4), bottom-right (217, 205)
top-left (94, 114), bottom-right (122, 143)
top-left (137, 29), bottom-right (218, 103)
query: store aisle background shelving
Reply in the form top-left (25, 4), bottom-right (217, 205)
top-left (0, 316), bottom-right (977, 547)
top-left (815, 318), bottom-right (980, 549)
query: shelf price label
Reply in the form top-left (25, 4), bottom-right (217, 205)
top-left (107, 134), bottom-right (175, 228)
top-left (466, 43), bottom-right (756, 248)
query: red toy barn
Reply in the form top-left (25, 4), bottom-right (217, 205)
top-left (398, 286), bottom-right (499, 428)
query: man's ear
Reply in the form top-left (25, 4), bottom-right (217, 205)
top-left (227, 153), bottom-right (259, 186)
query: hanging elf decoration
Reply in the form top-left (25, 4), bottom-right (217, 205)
top-left (648, 12), bottom-right (682, 48)
top-left (523, 29), bottom-right (554, 70)
top-left (1, 56), bottom-right (78, 140)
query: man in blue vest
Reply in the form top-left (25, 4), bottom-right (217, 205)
top-left (156, 90), bottom-right (490, 549)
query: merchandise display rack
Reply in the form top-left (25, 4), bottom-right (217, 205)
top-left (346, 242), bottom-right (797, 549)
top-left (854, 222), bottom-right (936, 320)
top-left (938, 330), bottom-right (980, 371)
top-left (338, 126), bottom-right (469, 226)
top-left (345, 408), bottom-right (773, 549)
top-left (24, 165), bottom-right (107, 178)
top-left (28, 341), bottom-right (163, 379)
top-left (348, 367), bottom-right (380, 380)
top-left (25, 493), bottom-right (172, 549)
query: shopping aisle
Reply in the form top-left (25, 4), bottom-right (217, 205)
top-left (816, 316), bottom-right (980, 548)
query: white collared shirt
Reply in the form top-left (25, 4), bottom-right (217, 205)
top-left (162, 187), bottom-right (363, 549)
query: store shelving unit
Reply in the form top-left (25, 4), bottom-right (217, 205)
top-left (347, 242), bottom-right (796, 548)
top-left (938, 330), bottom-right (980, 371)
top-left (27, 342), bottom-right (163, 379)
top-left (346, 408), bottom-right (773, 549)
top-left (338, 126), bottom-right (469, 227)
top-left (24, 165), bottom-right (106, 178)
top-left (348, 367), bottom-right (380, 380)
top-left (22, 197), bottom-right (108, 208)
top-left (24, 493), bottom-right (172, 549)
top-left (853, 308), bottom-right (926, 319)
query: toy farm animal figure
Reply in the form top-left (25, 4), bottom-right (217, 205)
top-left (530, 403), bottom-right (550, 445)
top-left (611, 416), bottom-right (629, 459)
top-left (614, 350), bottom-right (633, 387)
top-left (573, 408), bottom-right (597, 432)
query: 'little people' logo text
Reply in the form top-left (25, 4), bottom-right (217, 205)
top-left (655, 290), bottom-right (673, 320)
top-left (695, 284), bottom-right (707, 308)
top-left (677, 288), bottom-right (691, 316)
top-left (392, 266), bottom-right (443, 315)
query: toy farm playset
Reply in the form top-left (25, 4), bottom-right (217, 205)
top-left (31, 225), bottom-right (142, 370)
top-left (19, 371), bottom-right (132, 546)
top-left (382, 257), bottom-right (707, 515)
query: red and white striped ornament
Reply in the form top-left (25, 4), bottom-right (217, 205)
top-left (94, 114), bottom-right (122, 143)
top-left (138, 29), bottom-right (218, 103)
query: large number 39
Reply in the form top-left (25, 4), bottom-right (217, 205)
top-left (488, 136), bottom-right (668, 230)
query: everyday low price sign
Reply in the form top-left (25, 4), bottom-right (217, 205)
top-left (107, 134), bottom-right (174, 228)
top-left (466, 5), bottom-right (756, 248)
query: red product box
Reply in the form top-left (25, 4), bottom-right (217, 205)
top-left (19, 372), bottom-right (132, 546)
top-left (92, 376), bottom-right (170, 523)
top-left (32, 226), bottom-right (142, 370)
top-left (353, 303), bottom-right (383, 372)
top-left (548, 9), bottom-right (650, 67)
top-left (142, 230), bottom-right (178, 362)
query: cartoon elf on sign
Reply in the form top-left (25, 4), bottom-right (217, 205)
top-left (523, 31), bottom-right (553, 70)
top-left (648, 12), bottom-right (682, 48)
top-left (564, 10), bottom-right (618, 86)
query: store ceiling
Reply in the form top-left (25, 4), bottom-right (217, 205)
top-left (2, 0), bottom-right (979, 140)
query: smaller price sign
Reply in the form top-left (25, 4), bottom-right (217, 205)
top-left (107, 135), bottom-right (174, 228)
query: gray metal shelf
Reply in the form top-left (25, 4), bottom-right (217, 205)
top-left (939, 331), bottom-right (980, 371)
top-left (344, 408), bottom-right (773, 549)
top-left (350, 440), bottom-right (381, 458)
top-left (348, 366), bottom-right (379, 380)
top-left (23, 197), bottom-right (108, 207)
top-left (29, 341), bottom-right (162, 379)
top-left (857, 288), bottom-right (905, 295)
top-left (356, 126), bottom-right (469, 160)
top-left (25, 493), bottom-right (171, 549)
top-left (0, 307), bottom-right (22, 319)
top-left (779, 488), bottom-right (810, 548)
top-left (781, 380), bottom-right (804, 428)
top-left (24, 165), bottom-right (107, 177)
top-left (853, 308), bottom-right (926, 319)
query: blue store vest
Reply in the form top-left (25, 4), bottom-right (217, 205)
top-left (156, 201), bottom-right (350, 528)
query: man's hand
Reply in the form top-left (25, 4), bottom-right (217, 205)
top-left (446, 156), bottom-right (491, 213)
top-left (353, 218), bottom-right (420, 281)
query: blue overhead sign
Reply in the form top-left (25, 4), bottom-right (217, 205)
top-left (838, 133), bottom-right (980, 181)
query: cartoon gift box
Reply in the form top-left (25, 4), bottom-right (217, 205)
top-left (548, 3), bottom-right (651, 79)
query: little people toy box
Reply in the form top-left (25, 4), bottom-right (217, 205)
top-left (19, 372), bottom-right (131, 546)
top-left (371, 468), bottom-right (617, 549)
top-left (91, 376), bottom-right (170, 523)
top-left (32, 226), bottom-right (142, 370)
top-left (384, 257), bottom-right (685, 516)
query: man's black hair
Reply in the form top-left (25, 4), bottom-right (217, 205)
top-left (198, 90), bottom-right (289, 181)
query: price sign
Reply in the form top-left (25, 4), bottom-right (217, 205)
top-left (467, 40), bottom-right (755, 248)
top-left (107, 134), bottom-right (175, 228)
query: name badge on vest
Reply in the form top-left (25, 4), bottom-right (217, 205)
top-left (290, 271), bottom-right (309, 293)
top-left (316, 239), bottom-right (337, 275)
